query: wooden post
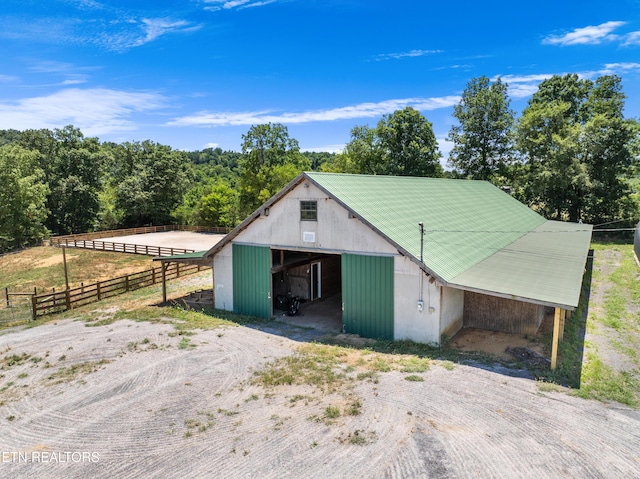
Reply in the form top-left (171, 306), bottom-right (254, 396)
top-left (152, 267), bottom-right (156, 284)
top-left (176, 262), bottom-right (180, 278)
top-left (162, 263), bottom-right (167, 303)
top-left (559, 309), bottom-right (566, 341)
top-left (5, 287), bottom-right (8, 307)
top-left (125, 275), bottom-right (129, 292)
top-left (551, 307), bottom-right (561, 370)
top-left (62, 246), bottom-right (70, 291)
top-left (30, 294), bottom-right (37, 321)
top-left (65, 289), bottom-right (71, 310)
top-left (97, 282), bottom-right (101, 301)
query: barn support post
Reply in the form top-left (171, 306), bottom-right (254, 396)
top-left (162, 262), bottom-right (168, 303)
top-left (551, 307), bottom-right (562, 370)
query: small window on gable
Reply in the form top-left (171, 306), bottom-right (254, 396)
top-left (300, 200), bottom-right (317, 221)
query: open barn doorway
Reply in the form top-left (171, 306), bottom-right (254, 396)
top-left (270, 249), bottom-right (342, 333)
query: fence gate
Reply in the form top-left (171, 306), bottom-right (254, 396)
top-left (1, 294), bottom-right (34, 323)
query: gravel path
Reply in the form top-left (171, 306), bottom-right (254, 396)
top-left (1, 318), bottom-right (639, 478)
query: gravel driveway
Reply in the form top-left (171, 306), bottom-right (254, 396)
top-left (1, 315), bottom-right (639, 478)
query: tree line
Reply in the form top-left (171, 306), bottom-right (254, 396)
top-left (1, 73), bottom-right (638, 252)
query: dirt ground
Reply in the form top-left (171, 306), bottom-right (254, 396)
top-left (1, 312), bottom-right (639, 478)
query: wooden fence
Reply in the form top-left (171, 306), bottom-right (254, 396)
top-left (6, 262), bottom-right (207, 319)
top-left (49, 225), bottom-right (230, 246)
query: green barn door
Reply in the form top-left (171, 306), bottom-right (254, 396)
top-left (232, 244), bottom-right (271, 319)
top-left (341, 254), bottom-right (394, 339)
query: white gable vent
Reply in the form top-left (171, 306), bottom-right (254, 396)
top-left (303, 231), bottom-right (316, 243)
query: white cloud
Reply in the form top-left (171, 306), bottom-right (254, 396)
top-left (0, 74), bottom-right (18, 82)
top-left (495, 73), bottom-right (555, 98)
top-left (203, 0), bottom-right (277, 11)
top-left (131, 18), bottom-right (200, 47)
top-left (542, 21), bottom-right (626, 46)
top-left (61, 78), bottom-right (88, 85)
top-left (375, 49), bottom-right (443, 61)
top-left (203, 142), bottom-right (220, 149)
top-left (301, 144), bottom-right (345, 154)
top-left (0, 88), bottom-right (166, 136)
top-left (168, 96), bottom-right (461, 127)
top-left (623, 31), bottom-right (640, 45)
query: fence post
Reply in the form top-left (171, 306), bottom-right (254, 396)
top-left (125, 275), bottom-right (129, 292)
top-left (52, 288), bottom-right (56, 307)
top-left (31, 295), bottom-right (37, 321)
top-left (97, 282), bottom-right (101, 301)
top-left (177, 263), bottom-right (180, 278)
top-left (5, 287), bottom-right (8, 307)
top-left (65, 289), bottom-right (71, 311)
top-left (152, 267), bottom-right (156, 284)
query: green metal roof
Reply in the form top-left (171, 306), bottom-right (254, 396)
top-left (153, 250), bottom-right (207, 261)
top-left (449, 221), bottom-right (592, 308)
top-left (306, 172), bottom-right (547, 281)
top-left (306, 172), bottom-right (591, 309)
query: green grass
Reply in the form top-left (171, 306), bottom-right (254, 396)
top-left (536, 241), bottom-right (640, 407)
top-left (576, 352), bottom-right (639, 407)
top-left (0, 246), bottom-right (152, 292)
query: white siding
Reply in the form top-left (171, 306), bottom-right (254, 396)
top-left (234, 181), bottom-right (398, 255)
top-left (213, 244), bottom-right (233, 311)
top-left (393, 256), bottom-right (441, 345)
top-left (440, 286), bottom-right (464, 339)
top-left (212, 180), bottom-right (462, 346)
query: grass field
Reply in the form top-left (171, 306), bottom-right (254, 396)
top-left (0, 246), bottom-right (154, 293)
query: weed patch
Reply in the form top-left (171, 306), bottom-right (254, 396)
top-left (45, 359), bottom-right (111, 385)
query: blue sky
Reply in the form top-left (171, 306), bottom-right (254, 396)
top-left (1, 0), bottom-right (640, 157)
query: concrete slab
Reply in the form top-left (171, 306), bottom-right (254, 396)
top-left (98, 231), bottom-right (225, 251)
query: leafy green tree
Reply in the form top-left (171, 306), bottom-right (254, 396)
top-left (517, 74), bottom-right (637, 224)
top-left (0, 129), bottom-right (22, 146)
top-left (0, 145), bottom-right (49, 251)
top-left (377, 107), bottom-right (442, 177)
top-left (334, 108), bottom-right (441, 177)
top-left (18, 125), bottom-right (106, 235)
top-left (447, 76), bottom-right (515, 180)
top-left (239, 123), bottom-right (310, 217)
top-left (582, 76), bottom-right (637, 224)
top-left (111, 141), bottom-right (192, 227)
top-left (197, 180), bottom-right (239, 227)
top-left (329, 125), bottom-right (380, 174)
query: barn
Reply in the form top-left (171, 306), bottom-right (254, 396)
top-left (200, 172), bottom-right (592, 349)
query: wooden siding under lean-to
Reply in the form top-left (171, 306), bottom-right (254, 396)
top-left (463, 291), bottom-right (545, 335)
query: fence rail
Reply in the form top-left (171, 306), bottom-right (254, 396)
top-left (48, 225), bottom-right (230, 246)
top-left (5, 262), bottom-right (206, 319)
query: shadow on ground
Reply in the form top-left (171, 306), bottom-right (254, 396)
top-left (166, 260), bottom-right (594, 386)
